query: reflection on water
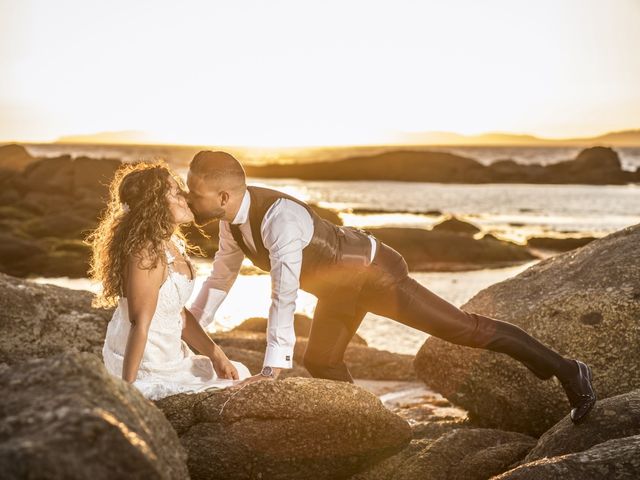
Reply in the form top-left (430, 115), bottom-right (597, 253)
top-left (30, 259), bottom-right (537, 355)
top-left (340, 212), bottom-right (441, 229)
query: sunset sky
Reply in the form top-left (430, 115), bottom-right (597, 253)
top-left (1, 0), bottom-right (639, 147)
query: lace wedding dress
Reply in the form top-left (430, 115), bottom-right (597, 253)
top-left (102, 234), bottom-right (251, 400)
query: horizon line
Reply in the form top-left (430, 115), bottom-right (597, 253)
top-left (1, 127), bottom-right (640, 149)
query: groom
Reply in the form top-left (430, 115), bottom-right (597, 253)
top-left (184, 150), bottom-right (596, 424)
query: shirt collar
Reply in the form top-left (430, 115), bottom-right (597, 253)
top-left (231, 189), bottom-right (250, 225)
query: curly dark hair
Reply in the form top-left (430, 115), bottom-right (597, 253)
top-left (86, 161), bottom-right (201, 308)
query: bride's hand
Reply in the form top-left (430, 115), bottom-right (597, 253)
top-left (210, 347), bottom-right (239, 380)
top-left (229, 367), bottom-right (282, 390)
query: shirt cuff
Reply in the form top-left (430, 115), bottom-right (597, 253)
top-left (264, 345), bottom-right (294, 369)
top-left (187, 288), bottom-right (227, 329)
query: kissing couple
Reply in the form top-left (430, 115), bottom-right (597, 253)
top-left (95, 150), bottom-right (596, 424)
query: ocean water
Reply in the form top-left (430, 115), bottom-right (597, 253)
top-left (251, 179), bottom-right (640, 242)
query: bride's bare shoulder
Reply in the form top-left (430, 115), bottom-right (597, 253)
top-left (123, 242), bottom-right (169, 286)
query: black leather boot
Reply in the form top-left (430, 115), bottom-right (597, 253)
top-left (473, 316), bottom-right (562, 380)
top-left (559, 359), bottom-right (597, 424)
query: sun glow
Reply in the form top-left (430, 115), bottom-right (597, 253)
top-left (1, 0), bottom-right (639, 146)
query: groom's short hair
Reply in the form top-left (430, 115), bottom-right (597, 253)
top-left (189, 150), bottom-right (246, 190)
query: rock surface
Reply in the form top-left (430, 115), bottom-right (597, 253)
top-left (523, 389), bottom-right (640, 463)
top-left (373, 381), bottom-right (469, 440)
top-left (369, 227), bottom-right (536, 271)
top-left (430, 215), bottom-right (481, 235)
top-left (0, 143), bottom-right (38, 172)
top-left (155, 377), bottom-right (412, 480)
top-left (526, 235), bottom-right (596, 252)
top-left (0, 272), bottom-right (112, 364)
top-left (494, 435), bottom-right (640, 479)
top-left (0, 351), bottom-right (189, 480)
top-left (414, 223), bottom-right (640, 436)
top-left (353, 428), bottom-right (536, 480)
top-left (0, 152), bottom-right (122, 277)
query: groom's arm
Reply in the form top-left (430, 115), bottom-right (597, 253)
top-left (261, 199), bottom-right (313, 372)
top-left (187, 220), bottom-right (244, 328)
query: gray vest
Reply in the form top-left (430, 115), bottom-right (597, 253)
top-left (229, 186), bottom-right (374, 316)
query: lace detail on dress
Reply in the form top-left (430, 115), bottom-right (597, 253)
top-left (160, 234), bottom-right (196, 330)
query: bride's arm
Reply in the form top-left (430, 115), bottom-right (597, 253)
top-left (181, 308), bottom-right (239, 380)
top-left (121, 248), bottom-right (165, 383)
top-left (181, 308), bottom-right (218, 357)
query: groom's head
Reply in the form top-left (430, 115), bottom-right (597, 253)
top-left (186, 150), bottom-right (247, 226)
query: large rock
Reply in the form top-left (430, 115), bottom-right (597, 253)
top-left (523, 389), bottom-right (640, 463)
top-left (0, 233), bottom-right (47, 277)
top-left (0, 272), bottom-right (112, 364)
top-left (414, 223), bottom-right (640, 436)
top-left (368, 227), bottom-right (536, 271)
top-left (494, 435), bottom-right (640, 479)
top-left (350, 439), bottom-right (432, 480)
top-left (18, 155), bottom-right (120, 198)
top-left (155, 377), bottom-right (412, 480)
top-left (0, 144), bottom-right (37, 172)
top-left (526, 235), bottom-right (596, 252)
top-left (353, 428), bottom-right (535, 480)
top-left (0, 351), bottom-right (189, 479)
top-left (0, 155), bottom-right (124, 278)
top-left (245, 150), bottom-right (492, 182)
top-left (430, 215), bottom-right (481, 235)
top-left (21, 211), bottom-right (95, 238)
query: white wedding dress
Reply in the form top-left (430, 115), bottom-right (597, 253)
top-left (102, 234), bottom-right (251, 401)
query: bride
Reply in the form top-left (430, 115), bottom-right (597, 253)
top-left (88, 161), bottom-right (251, 400)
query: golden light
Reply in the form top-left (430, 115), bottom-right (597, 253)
top-left (1, 0), bottom-right (638, 146)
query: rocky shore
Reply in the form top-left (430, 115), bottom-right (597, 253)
top-left (0, 222), bottom-right (638, 478)
top-left (0, 144), bottom-right (349, 277)
top-left (0, 143), bottom-right (595, 280)
top-left (245, 146), bottom-right (640, 185)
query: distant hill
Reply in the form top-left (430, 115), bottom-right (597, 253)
top-left (51, 128), bottom-right (640, 147)
top-left (589, 129), bottom-right (640, 146)
top-left (393, 129), bottom-right (640, 146)
top-left (55, 130), bottom-right (155, 144)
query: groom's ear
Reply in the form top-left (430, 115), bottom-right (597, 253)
top-left (219, 190), bottom-right (230, 207)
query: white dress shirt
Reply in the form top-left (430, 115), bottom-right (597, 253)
top-left (187, 189), bottom-right (377, 369)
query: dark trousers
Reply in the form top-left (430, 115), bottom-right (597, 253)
top-left (303, 240), bottom-right (572, 383)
